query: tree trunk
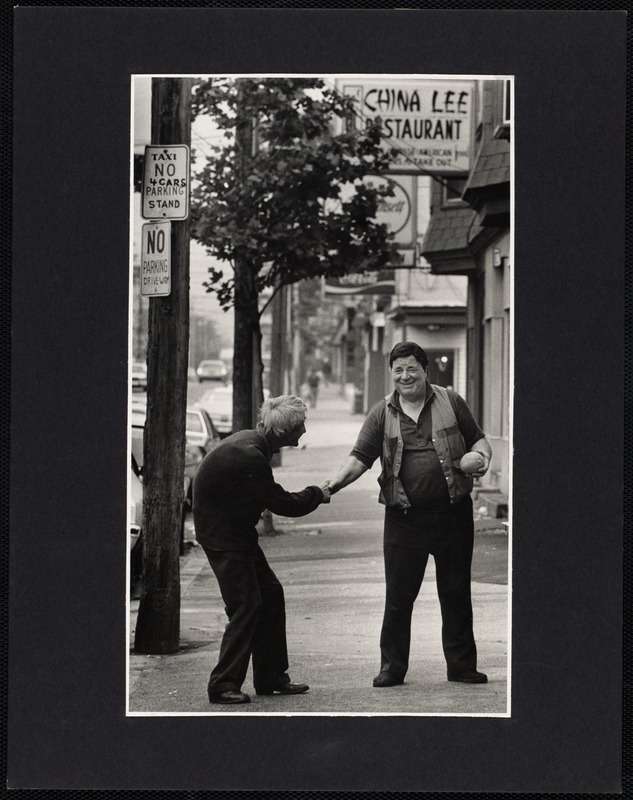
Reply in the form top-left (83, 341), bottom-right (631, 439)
top-left (134, 78), bottom-right (192, 655)
top-left (253, 319), bottom-right (278, 536)
top-left (232, 80), bottom-right (277, 535)
top-left (269, 287), bottom-right (286, 397)
top-left (232, 80), bottom-right (257, 434)
top-left (232, 255), bottom-right (257, 432)
top-left (252, 323), bottom-right (264, 424)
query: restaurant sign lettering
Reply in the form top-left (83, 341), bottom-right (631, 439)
top-left (337, 78), bottom-right (475, 174)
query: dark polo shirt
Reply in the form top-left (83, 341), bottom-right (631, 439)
top-left (350, 384), bottom-right (485, 512)
top-left (193, 426), bottom-right (323, 550)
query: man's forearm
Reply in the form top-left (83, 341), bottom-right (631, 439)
top-left (328, 456), bottom-right (368, 494)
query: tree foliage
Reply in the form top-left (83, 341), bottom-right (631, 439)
top-left (190, 77), bottom-right (400, 312)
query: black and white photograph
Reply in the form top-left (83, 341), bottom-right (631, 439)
top-left (10, 7), bottom-right (624, 792)
top-left (127, 73), bottom-right (513, 717)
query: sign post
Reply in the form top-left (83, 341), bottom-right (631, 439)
top-left (134, 77), bottom-right (193, 656)
top-left (141, 220), bottom-right (171, 297)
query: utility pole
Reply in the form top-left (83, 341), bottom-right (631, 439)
top-left (134, 77), bottom-right (192, 655)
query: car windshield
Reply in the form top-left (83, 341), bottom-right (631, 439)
top-left (186, 412), bottom-right (203, 432)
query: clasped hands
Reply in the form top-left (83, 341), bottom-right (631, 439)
top-left (319, 480), bottom-right (333, 503)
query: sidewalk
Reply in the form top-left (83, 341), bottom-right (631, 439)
top-left (128, 383), bottom-right (509, 716)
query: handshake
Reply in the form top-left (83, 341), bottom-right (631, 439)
top-left (319, 480), bottom-right (334, 503)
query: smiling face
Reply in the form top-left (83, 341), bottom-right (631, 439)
top-left (391, 355), bottom-right (427, 403)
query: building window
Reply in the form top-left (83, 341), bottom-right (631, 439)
top-left (493, 79), bottom-right (512, 140)
top-left (473, 81), bottom-right (483, 142)
top-left (443, 177), bottom-right (467, 205)
top-left (502, 79), bottom-right (511, 124)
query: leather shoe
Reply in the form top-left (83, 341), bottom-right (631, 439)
top-left (448, 670), bottom-right (488, 684)
top-left (373, 671), bottom-right (404, 688)
top-left (208, 689), bottom-right (251, 704)
top-left (256, 682), bottom-right (309, 696)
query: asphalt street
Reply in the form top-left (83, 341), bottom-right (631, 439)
top-left (128, 383), bottom-right (509, 716)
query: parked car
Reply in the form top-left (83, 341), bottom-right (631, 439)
top-left (130, 396), bottom-right (147, 427)
top-left (131, 422), bottom-right (204, 505)
top-left (130, 419), bottom-right (206, 554)
top-left (131, 361), bottom-right (147, 392)
top-left (196, 359), bottom-right (228, 384)
top-left (195, 386), bottom-right (233, 437)
top-left (186, 406), bottom-right (222, 452)
top-left (129, 455), bottom-right (143, 583)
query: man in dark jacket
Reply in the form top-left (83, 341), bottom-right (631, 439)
top-left (193, 394), bottom-right (330, 705)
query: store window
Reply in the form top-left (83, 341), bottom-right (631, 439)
top-left (493, 79), bottom-right (512, 140)
top-left (503, 79), bottom-right (511, 124)
top-left (426, 349), bottom-right (455, 389)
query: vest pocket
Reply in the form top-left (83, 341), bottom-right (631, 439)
top-left (382, 435), bottom-right (399, 465)
top-left (377, 472), bottom-right (400, 506)
top-left (436, 424), bottom-right (459, 438)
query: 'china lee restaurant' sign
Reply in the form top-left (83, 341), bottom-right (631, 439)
top-left (337, 78), bottom-right (475, 174)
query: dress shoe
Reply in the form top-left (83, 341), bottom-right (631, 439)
top-left (208, 689), bottom-right (251, 704)
top-left (448, 670), bottom-right (488, 684)
top-left (256, 682), bottom-right (309, 696)
top-left (372, 671), bottom-right (404, 688)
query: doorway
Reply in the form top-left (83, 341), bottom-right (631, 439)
top-left (425, 349), bottom-right (455, 389)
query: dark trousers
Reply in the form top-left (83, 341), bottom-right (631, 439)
top-left (202, 543), bottom-right (289, 694)
top-left (380, 497), bottom-right (477, 680)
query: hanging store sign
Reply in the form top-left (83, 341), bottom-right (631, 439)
top-left (141, 145), bottom-right (190, 220)
top-left (323, 173), bottom-right (416, 297)
top-left (368, 175), bottom-right (415, 246)
top-left (141, 221), bottom-right (171, 296)
top-left (324, 175), bottom-right (416, 247)
top-left (324, 269), bottom-right (395, 296)
top-left (336, 78), bottom-right (475, 175)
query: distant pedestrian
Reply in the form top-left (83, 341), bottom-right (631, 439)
top-left (306, 367), bottom-right (321, 408)
top-left (193, 394), bottom-right (331, 705)
top-left (321, 358), bottom-right (332, 386)
top-left (327, 342), bottom-right (492, 688)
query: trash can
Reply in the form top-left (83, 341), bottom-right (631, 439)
top-left (353, 388), bottom-right (364, 415)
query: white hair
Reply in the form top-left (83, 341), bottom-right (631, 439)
top-left (259, 394), bottom-right (306, 437)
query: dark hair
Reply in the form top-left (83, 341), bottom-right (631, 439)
top-left (389, 341), bottom-right (429, 369)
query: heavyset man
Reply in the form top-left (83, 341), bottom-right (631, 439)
top-left (192, 394), bottom-right (330, 705)
top-left (328, 341), bottom-right (492, 688)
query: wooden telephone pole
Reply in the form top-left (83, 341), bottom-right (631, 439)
top-left (134, 78), bottom-right (193, 655)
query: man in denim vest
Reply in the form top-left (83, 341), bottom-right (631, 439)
top-left (328, 342), bottom-right (492, 687)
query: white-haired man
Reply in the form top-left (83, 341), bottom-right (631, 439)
top-left (193, 394), bottom-right (330, 705)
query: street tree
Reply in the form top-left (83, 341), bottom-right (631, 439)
top-left (190, 77), bottom-right (399, 430)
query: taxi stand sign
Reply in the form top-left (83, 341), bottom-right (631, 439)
top-left (141, 221), bottom-right (171, 297)
top-left (141, 144), bottom-right (190, 221)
